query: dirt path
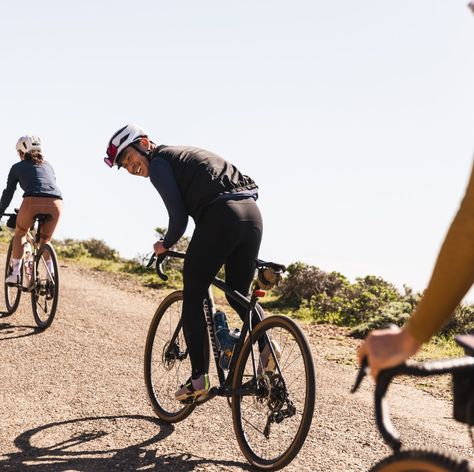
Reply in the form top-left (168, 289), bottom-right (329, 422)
top-left (0, 260), bottom-right (472, 471)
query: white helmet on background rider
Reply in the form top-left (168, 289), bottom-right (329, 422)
top-left (104, 124), bottom-right (148, 168)
top-left (16, 135), bottom-right (42, 155)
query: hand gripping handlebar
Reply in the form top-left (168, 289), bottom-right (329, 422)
top-left (146, 250), bottom-right (186, 281)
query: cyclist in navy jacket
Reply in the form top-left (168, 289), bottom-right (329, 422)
top-left (104, 124), bottom-right (265, 401)
top-left (0, 135), bottom-right (62, 286)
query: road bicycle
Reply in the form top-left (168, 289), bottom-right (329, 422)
top-left (2, 211), bottom-right (59, 329)
top-left (143, 250), bottom-right (316, 471)
top-left (352, 334), bottom-right (474, 472)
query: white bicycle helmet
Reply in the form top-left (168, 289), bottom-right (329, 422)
top-left (104, 124), bottom-right (148, 168)
top-left (16, 135), bottom-right (42, 155)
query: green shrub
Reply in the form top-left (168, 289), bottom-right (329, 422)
top-left (54, 240), bottom-right (90, 259)
top-left (440, 304), bottom-right (474, 337)
top-left (276, 262), bottom-right (349, 308)
top-left (274, 261), bottom-right (474, 338)
top-left (82, 238), bottom-right (119, 260)
top-left (53, 237), bottom-right (118, 261)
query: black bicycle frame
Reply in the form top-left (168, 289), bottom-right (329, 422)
top-left (148, 250), bottom-right (279, 398)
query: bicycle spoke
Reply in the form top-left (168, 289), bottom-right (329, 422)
top-left (31, 244), bottom-right (59, 329)
top-left (144, 291), bottom-right (201, 423)
top-left (242, 414), bottom-right (267, 436)
top-left (232, 316), bottom-right (315, 469)
top-left (4, 239), bottom-right (22, 314)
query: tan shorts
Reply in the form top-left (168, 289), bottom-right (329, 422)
top-left (16, 196), bottom-right (63, 241)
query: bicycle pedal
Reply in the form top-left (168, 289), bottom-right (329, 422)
top-left (195, 389), bottom-right (218, 405)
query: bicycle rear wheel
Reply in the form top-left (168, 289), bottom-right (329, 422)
top-left (31, 243), bottom-right (59, 329)
top-left (232, 315), bottom-right (316, 471)
top-left (370, 450), bottom-right (472, 471)
top-left (4, 239), bottom-right (22, 314)
top-left (144, 290), bottom-right (209, 423)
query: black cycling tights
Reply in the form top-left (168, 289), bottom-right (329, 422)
top-left (181, 197), bottom-right (263, 377)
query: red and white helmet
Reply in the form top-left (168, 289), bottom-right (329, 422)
top-left (16, 135), bottom-right (42, 155)
top-left (104, 124), bottom-right (147, 168)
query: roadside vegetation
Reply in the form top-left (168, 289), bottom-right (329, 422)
top-left (265, 261), bottom-right (473, 340)
top-left (2, 225), bottom-right (470, 354)
top-left (52, 227), bottom-right (190, 290)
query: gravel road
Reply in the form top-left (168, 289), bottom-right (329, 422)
top-left (0, 260), bottom-right (472, 471)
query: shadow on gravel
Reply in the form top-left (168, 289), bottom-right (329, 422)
top-left (0, 320), bottom-right (41, 341)
top-left (0, 414), bottom-right (251, 471)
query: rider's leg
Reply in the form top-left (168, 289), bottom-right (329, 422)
top-left (8, 229), bottom-right (28, 281)
top-left (182, 218), bottom-right (227, 378)
top-left (36, 199), bottom-right (62, 276)
top-left (38, 198), bottom-right (62, 249)
top-left (7, 200), bottom-right (34, 282)
top-left (223, 199), bottom-right (263, 344)
top-left (176, 207), bottom-right (230, 399)
top-left (180, 198), bottom-right (262, 395)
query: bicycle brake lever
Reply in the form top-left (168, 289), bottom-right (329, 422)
top-left (146, 253), bottom-right (156, 269)
top-left (145, 253), bottom-right (156, 269)
top-left (155, 253), bottom-right (169, 282)
top-left (351, 357), bottom-right (369, 393)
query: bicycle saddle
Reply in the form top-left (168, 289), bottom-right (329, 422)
top-left (455, 334), bottom-right (474, 356)
top-left (33, 213), bottom-right (52, 222)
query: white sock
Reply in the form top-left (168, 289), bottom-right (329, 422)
top-left (11, 258), bottom-right (21, 276)
top-left (46, 259), bottom-right (54, 275)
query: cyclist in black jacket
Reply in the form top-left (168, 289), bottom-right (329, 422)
top-left (104, 124), bottom-right (263, 401)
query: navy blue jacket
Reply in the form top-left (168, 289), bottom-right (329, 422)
top-left (0, 160), bottom-right (62, 215)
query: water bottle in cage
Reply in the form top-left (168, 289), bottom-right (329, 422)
top-left (23, 242), bottom-right (33, 279)
top-left (213, 310), bottom-right (241, 370)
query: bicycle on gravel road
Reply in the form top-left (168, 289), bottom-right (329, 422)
top-left (352, 334), bottom-right (474, 472)
top-left (2, 211), bottom-right (59, 329)
top-left (144, 250), bottom-right (316, 471)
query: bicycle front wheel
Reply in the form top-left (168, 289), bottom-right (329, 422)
top-left (232, 315), bottom-right (316, 471)
top-left (31, 243), bottom-right (59, 329)
top-left (144, 290), bottom-right (202, 423)
top-left (4, 239), bottom-right (22, 314)
top-left (370, 450), bottom-right (472, 471)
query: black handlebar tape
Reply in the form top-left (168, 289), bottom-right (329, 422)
top-left (351, 357), bottom-right (368, 394)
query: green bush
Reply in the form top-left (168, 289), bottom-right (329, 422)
top-left (54, 239), bottom-right (90, 259)
top-left (440, 304), bottom-right (474, 337)
top-left (82, 238), bottom-right (119, 260)
top-left (53, 237), bottom-right (118, 261)
top-left (276, 262), bottom-right (349, 308)
top-left (274, 261), bottom-right (474, 338)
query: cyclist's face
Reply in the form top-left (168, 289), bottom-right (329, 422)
top-left (120, 147), bottom-right (149, 178)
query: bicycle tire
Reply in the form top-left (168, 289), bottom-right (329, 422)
top-left (370, 450), bottom-right (472, 472)
top-left (31, 243), bottom-right (59, 329)
top-left (144, 290), bottom-right (210, 423)
top-left (4, 239), bottom-right (22, 314)
top-left (232, 315), bottom-right (316, 471)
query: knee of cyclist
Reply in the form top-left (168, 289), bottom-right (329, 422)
top-left (40, 234), bottom-right (52, 244)
top-left (14, 227), bottom-right (28, 238)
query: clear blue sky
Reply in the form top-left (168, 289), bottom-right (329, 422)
top-left (1, 1), bottom-right (473, 299)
